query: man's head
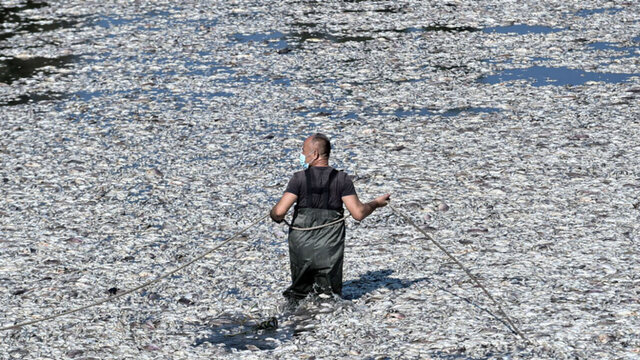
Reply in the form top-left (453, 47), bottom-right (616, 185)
top-left (302, 133), bottom-right (331, 167)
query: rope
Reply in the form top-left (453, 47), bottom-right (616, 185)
top-left (279, 172), bottom-right (373, 231)
top-left (388, 204), bottom-right (532, 345)
top-left (282, 214), bottom-right (351, 231)
top-left (0, 213), bottom-right (269, 331)
top-left (2, 199), bottom-right (532, 347)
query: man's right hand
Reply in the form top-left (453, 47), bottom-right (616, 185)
top-left (270, 209), bottom-right (284, 223)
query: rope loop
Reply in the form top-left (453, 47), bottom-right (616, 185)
top-left (282, 214), bottom-right (351, 231)
top-left (1, 204), bottom-right (533, 348)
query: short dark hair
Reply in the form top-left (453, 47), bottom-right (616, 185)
top-left (311, 133), bottom-right (331, 158)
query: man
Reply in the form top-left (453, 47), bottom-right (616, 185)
top-left (270, 133), bottom-right (390, 302)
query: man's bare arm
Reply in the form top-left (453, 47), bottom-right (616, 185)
top-left (270, 192), bottom-right (298, 222)
top-left (342, 193), bottom-right (390, 221)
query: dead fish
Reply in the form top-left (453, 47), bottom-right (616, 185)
top-left (143, 344), bottom-right (161, 351)
top-left (254, 317), bottom-right (278, 330)
top-left (12, 288), bottom-right (29, 296)
top-left (145, 168), bottom-right (164, 178)
top-left (65, 350), bottom-right (84, 358)
top-left (107, 287), bottom-right (120, 295)
top-left (177, 297), bottom-right (194, 305)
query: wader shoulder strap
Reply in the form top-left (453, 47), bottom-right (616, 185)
top-left (304, 168), bottom-right (314, 198)
top-left (322, 169), bottom-right (338, 209)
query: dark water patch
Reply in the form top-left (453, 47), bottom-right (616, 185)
top-left (294, 106), bottom-right (334, 117)
top-left (272, 77), bottom-right (291, 86)
top-left (482, 57), bottom-right (551, 66)
top-left (0, 18), bottom-right (78, 43)
top-left (433, 64), bottom-right (469, 72)
top-left (144, 9), bottom-right (171, 18)
top-left (392, 107), bottom-right (434, 118)
top-left (587, 42), bottom-right (640, 59)
top-left (291, 21), bottom-right (317, 28)
top-left (483, 24), bottom-right (564, 35)
top-left (93, 15), bottom-right (139, 29)
top-left (0, 54), bottom-right (75, 84)
top-left (0, 1), bottom-right (79, 44)
top-left (193, 315), bottom-right (289, 351)
top-left (420, 25), bottom-right (480, 33)
top-left (207, 91), bottom-right (234, 97)
top-left (480, 66), bottom-right (640, 86)
top-left (380, 25), bottom-right (480, 34)
top-left (232, 31), bottom-right (288, 49)
top-left (291, 31), bottom-right (374, 44)
top-left (231, 29), bottom-right (374, 52)
top-left (0, 92), bottom-right (64, 106)
top-left (575, 7), bottom-right (623, 17)
top-left (343, 112), bottom-right (358, 120)
top-left (0, 0), bottom-right (48, 23)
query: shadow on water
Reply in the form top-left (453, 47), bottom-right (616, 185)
top-left (232, 29), bottom-right (374, 51)
top-left (0, 1), bottom-right (79, 44)
top-left (479, 65), bottom-right (640, 86)
top-left (0, 0), bottom-right (47, 23)
top-left (342, 269), bottom-right (430, 300)
top-left (0, 92), bottom-right (64, 106)
top-left (193, 314), bottom-right (293, 352)
top-left (342, 5), bottom-right (407, 14)
top-left (383, 25), bottom-right (480, 34)
top-left (0, 55), bottom-right (76, 84)
top-left (0, 1), bottom-right (80, 106)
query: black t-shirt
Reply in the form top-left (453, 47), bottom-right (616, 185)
top-left (285, 166), bottom-right (357, 210)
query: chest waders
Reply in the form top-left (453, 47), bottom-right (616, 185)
top-left (284, 168), bottom-right (346, 300)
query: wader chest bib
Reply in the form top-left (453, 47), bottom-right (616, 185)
top-left (284, 168), bottom-right (346, 300)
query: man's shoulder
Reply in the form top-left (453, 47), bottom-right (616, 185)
top-left (335, 169), bottom-right (353, 181)
top-left (289, 170), bottom-right (306, 182)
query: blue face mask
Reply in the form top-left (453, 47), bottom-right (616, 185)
top-left (299, 153), bottom-right (309, 169)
